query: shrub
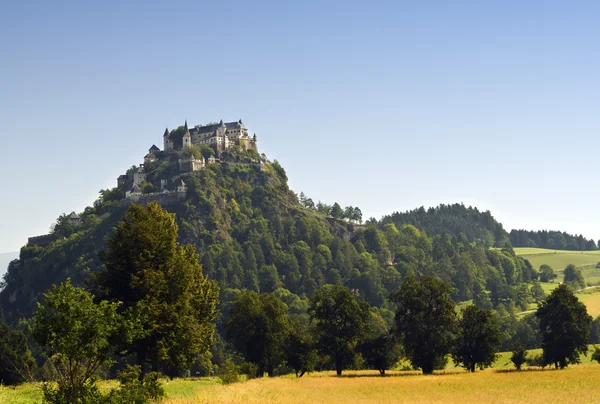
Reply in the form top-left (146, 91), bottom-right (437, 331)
top-left (217, 360), bottom-right (240, 385)
top-left (106, 365), bottom-right (164, 404)
top-left (592, 346), bottom-right (600, 364)
top-left (511, 347), bottom-right (527, 371)
top-left (526, 354), bottom-right (547, 369)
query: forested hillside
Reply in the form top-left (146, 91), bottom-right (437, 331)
top-left (380, 204), bottom-right (510, 248)
top-left (510, 229), bottom-right (598, 251)
top-left (2, 150), bottom-right (537, 326)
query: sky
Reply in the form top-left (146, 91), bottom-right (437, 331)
top-left (1, 0), bottom-right (600, 253)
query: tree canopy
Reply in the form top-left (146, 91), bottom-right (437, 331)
top-left (225, 291), bottom-right (289, 377)
top-left (390, 276), bottom-right (457, 374)
top-left (94, 202), bottom-right (219, 377)
top-left (452, 305), bottom-right (502, 372)
top-left (308, 284), bottom-right (370, 376)
top-left (536, 284), bottom-right (592, 369)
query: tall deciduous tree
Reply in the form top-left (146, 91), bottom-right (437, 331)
top-left (308, 284), bottom-right (370, 376)
top-left (31, 280), bottom-right (124, 403)
top-left (94, 202), bottom-right (219, 377)
top-left (538, 265), bottom-right (555, 283)
top-left (390, 275), bottom-right (457, 374)
top-left (536, 284), bottom-right (592, 369)
top-left (225, 291), bottom-right (288, 377)
top-left (284, 321), bottom-right (318, 377)
top-left (563, 264), bottom-right (585, 289)
top-left (359, 333), bottom-right (402, 376)
top-left (0, 323), bottom-right (36, 385)
top-left (452, 305), bottom-right (502, 372)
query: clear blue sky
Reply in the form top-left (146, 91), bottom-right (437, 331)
top-left (1, 1), bottom-right (600, 253)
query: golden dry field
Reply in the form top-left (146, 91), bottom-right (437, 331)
top-left (163, 366), bottom-right (600, 404)
top-left (3, 365), bottom-right (600, 404)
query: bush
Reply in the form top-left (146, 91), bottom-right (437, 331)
top-left (217, 360), bottom-right (240, 385)
top-left (592, 346), bottom-right (600, 364)
top-left (106, 365), bottom-right (164, 404)
top-left (511, 347), bottom-right (527, 371)
top-left (526, 354), bottom-right (547, 369)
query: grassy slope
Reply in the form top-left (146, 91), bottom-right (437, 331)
top-left (514, 247), bottom-right (600, 316)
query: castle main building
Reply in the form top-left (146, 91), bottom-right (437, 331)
top-left (163, 119), bottom-right (257, 154)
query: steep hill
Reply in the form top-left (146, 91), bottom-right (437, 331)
top-left (380, 204), bottom-right (510, 248)
top-left (1, 148), bottom-right (537, 324)
top-left (0, 252), bottom-right (18, 282)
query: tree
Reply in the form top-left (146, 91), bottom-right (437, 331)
top-left (563, 264), bottom-right (585, 289)
top-left (511, 346), bottom-right (527, 371)
top-left (359, 333), bottom-right (402, 375)
top-left (94, 202), bottom-right (219, 377)
top-left (330, 203), bottom-right (344, 219)
top-left (590, 316), bottom-right (600, 344)
top-left (538, 264), bottom-right (555, 283)
top-left (0, 323), bottom-right (36, 385)
top-left (390, 276), bottom-right (457, 374)
top-left (530, 281), bottom-right (546, 303)
top-left (308, 284), bottom-right (370, 376)
top-left (592, 346), bottom-right (600, 364)
top-left (225, 291), bottom-right (288, 377)
top-left (31, 280), bottom-right (124, 403)
top-left (284, 321), bottom-right (318, 377)
top-left (316, 201), bottom-right (330, 215)
top-left (536, 284), bottom-right (592, 369)
top-left (452, 305), bottom-right (502, 372)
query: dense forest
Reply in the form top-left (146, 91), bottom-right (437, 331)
top-left (380, 204), bottom-right (510, 248)
top-left (509, 229), bottom-right (598, 250)
top-left (2, 148), bottom-right (539, 326)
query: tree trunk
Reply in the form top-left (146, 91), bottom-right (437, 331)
top-left (470, 364), bottom-right (475, 373)
top-left (137, 351), bottom-right (148, 380)
top-left (267, 364), bottom-right (274, 377)
top-left (299, 370), bottom-right (305, 378)
top-left (559, 359), bottom-right (566, 369)
top-left (379, 369), bottom-right (385, 376)
top-left (335, 356), bottom-right (343, 376)
top-left (422, 361), bottom-right (434, 375)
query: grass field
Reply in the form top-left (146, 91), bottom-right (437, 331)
top-left (514, 248), bottom-right (600, 286)
top-left (3, 354), bottom-right (599, 404)
top-left (166, 366), bottom-right (600, 404)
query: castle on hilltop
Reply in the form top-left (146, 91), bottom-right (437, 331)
top-left (28, 118), bottom-right (266, 248)
top-left (118, 118), bottom-right (264, 205)
top-left (163, 119), bottom-right (257, 154)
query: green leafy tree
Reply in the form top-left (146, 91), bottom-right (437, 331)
top-left (31, 280), bottom-right (124, 404)
top-left (330, 203), bottom-right (344, 219)
top-left (592, 346), bottom-right (600, 364)
top-left (536, 284), bottom-right (592, 369)
top-left (0, 323), bottom-right (36, 385)
top-left (563, 264), bottom-right (585, 289)
top-left (284, 321), bottom-right (318, 377)
top-left (510, 346), bottom-right (527, 371)
top-left (390, 275), bottom-right (457, 374)
top-left (94, 202), bottom-right (219, 377)
top-left (308, 284), bottom-right (370, 376)
top-left (225, 291), bottom-right (289, 377)
top-left (452, 305), bottom-right (502, 372)
top-left (530, 281), bottom-right (546, 303)
top-left (358, 333), bottom-right (402, 375)
top-left (590, 316), bottom-right (600, 344)
top-left (538, 264), bottom-right (555, 283)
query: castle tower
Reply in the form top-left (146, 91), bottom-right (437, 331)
top-left (163, 127), bottom-right (171, 151)
top-left (182, 120), bottom-right (191, 148)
